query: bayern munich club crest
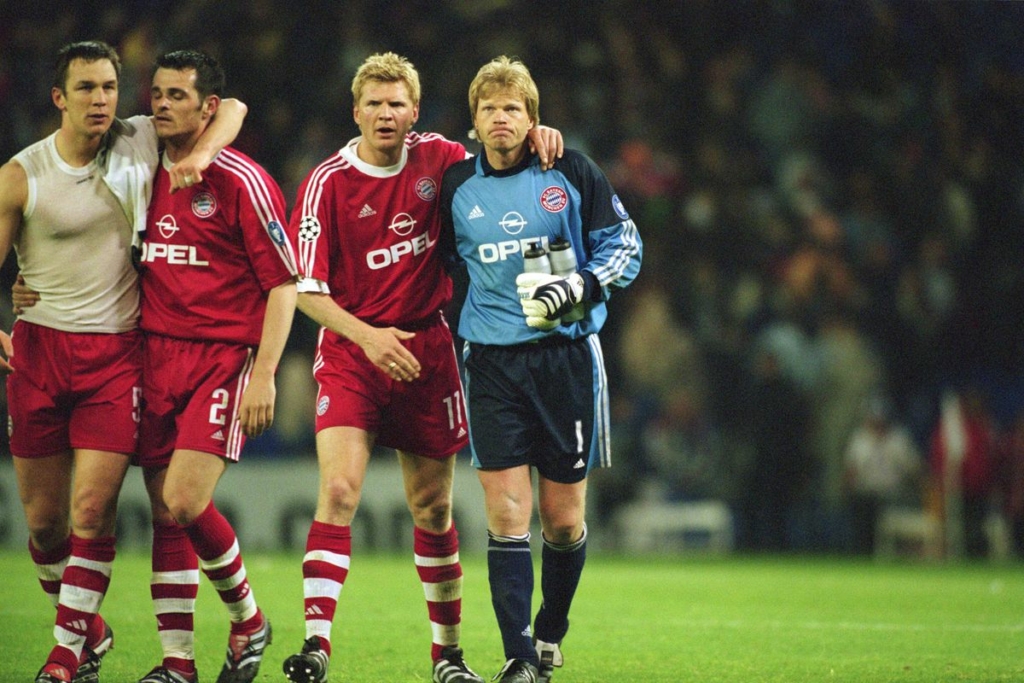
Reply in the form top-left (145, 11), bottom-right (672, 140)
top-left (317, 395), bottom-right (330, 416)
top-left (299, 215), bottom-right (322, 242)
top-left (192, 191), bottom-right (217, 218)
top-left (414, 177), bottom-right (437, 201)
top-left (540, 186), bottom-right (568, 213)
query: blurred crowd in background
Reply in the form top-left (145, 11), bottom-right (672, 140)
top-left (2, 0), bottom-right (1024, 555)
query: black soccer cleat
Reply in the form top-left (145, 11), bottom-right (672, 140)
top-left (137, 666), bottom-right (198, 683)
top-left (534, 639), bottom-right (563, 683)
top-left (73, 622), bottom-right (114, 683)
top-left (493, 659), bottom-right (538, 683)
top-left (35, 664), bottom-right (72, 683)
top-left (215, 616), bottom-right (271, 683)
top-left (432, 645), bottom-right (485, 683)
top-left (282, 636), bottom-right (329, 683)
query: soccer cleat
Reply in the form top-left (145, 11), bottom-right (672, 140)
top-left (282, 636), bottom-right (329, 683)
top-left (492, 659), bottom-right (538, 683)
top-left (215, 617), bottom-right (271, 683)
top-left (35, 664), bottom-right (72, 683)
top-left (74, 622), bottom-right (115, 683)
top-left (534, 640), bottom-right (563, 683)
top-left (137, 666), bottom-right (198, 683)
top-left (432, 645), bottom-right (485, 683)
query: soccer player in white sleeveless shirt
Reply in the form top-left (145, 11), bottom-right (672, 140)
top-left (0, 40), bottom-right (246, 683)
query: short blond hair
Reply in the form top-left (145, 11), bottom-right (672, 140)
top-left (468, 56), bottom-right (539, 125)
top-left (351, 52), bottom-right (421, 105)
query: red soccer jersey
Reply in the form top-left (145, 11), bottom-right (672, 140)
top-left (290, 132), bottom-right (467, 328)
top-left (140, 147), bottom-right (298, 345)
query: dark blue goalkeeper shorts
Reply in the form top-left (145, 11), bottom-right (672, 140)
top-left (463, 334), bottom-right (611, 483)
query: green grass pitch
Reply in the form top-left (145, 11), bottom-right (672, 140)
top-left (2, 551), bottom-right (1022, 682)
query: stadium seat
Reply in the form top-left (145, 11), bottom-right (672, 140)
top-left (614, 499), bottom-right (734, 553)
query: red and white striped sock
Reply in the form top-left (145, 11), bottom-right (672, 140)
top-left (414, 524), bottom-right (463, 661)
top-left (151, 522), bottom-right (199, 677)
top-left (44, 535), bottom-right (115, 676)
top-left (29, 537), bottom-right (70, 608)
top-left (30, 537), bottom-right (110, 660)
top-left (183, 502), bottom-right (261, 633)
top-left (300, 521), bottom-right (351, 657)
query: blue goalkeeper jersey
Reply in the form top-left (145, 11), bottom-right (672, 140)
top-left (439, 149), bottom-right (642, 345)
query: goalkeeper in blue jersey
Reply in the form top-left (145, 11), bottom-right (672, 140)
top-left (438, 56), bottom-right (642, 683)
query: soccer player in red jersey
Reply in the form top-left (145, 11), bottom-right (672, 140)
top-left (282, 52), bottom-right (561, 683)
top-left (0, 41), bottom-right (246, 683)
top-left (132, 50), bottom-right (298, 683)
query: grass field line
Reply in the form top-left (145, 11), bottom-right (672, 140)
top-left (667, 616), bottom-right (1024, 634)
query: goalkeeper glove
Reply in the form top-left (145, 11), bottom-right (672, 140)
top-left (516, 272), bottom-right (562, 329)
top-left (516, 272), bottom-right (586, 325)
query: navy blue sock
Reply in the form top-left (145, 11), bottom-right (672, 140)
top-left (534, 524), bottom-right (587, 644)
top-left (488, 531), bottom-right (538, 664)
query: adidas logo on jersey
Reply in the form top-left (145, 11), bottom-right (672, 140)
top-left (211, 430), bottom-right (225, 442)
top-left (458, 427), bottom-right (467, 438)
top-left (573, 458), bottom-right (585, 469)
top-left (468, 205), bottom-right (485, 219)
top-left (358, 204), bottom-right (377, 218)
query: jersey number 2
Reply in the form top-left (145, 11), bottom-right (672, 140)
top-left (209, 388), bottom-right (230, 426)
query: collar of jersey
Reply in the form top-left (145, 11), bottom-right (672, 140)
top-left (478, 149), bottom-right (537, 177)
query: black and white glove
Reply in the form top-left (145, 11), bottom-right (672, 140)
top-left (515, 272), bottom-right (585, 328)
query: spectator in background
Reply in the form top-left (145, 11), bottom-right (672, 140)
top-left (842, 395), bottom-right (922, 555)
top-left (740, 347), bottom-right (813, 551)
top-left (996, 407), bottom-right (1024, 556)
top-left (929, 388), bottom-right (996, 559)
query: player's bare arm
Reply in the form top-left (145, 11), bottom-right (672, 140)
top-left (528, 125), bottom-right (564, 171)
top-left (238, 280), bottom-right (297, 437)
top-left (164, 97), bottom-right (248, 192)
top-left (297, 291), bottom-right (422, 382)
top-left (0, 160), bottom-right (27, 271)
top-left (0, 160), bottom-right (26, 372)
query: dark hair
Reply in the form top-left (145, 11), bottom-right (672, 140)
top-left (154, 50), bottom-right (226, 99)
top-left (53, 41), bottom-right (121, 91)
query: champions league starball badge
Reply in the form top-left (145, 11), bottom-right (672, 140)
top-left (299, 215), bottom-right (322, 242)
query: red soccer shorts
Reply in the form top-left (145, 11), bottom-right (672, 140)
top-left (7, 320), bottom-right (142, 458)
top-left (313, 317), bottom-right (468, 459)
top-left (137, 333), bottom-right (256, 467)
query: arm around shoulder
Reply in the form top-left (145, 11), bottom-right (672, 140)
top-left (167, 98), bottom-right (248, 191)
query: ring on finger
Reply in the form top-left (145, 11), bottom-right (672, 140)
top-left (388, 361), bottom-right (397, 369)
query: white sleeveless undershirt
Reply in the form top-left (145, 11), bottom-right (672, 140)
top-left (13, 117), bottom-right (156, 333)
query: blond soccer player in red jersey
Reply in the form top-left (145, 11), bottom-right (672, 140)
top-left (282, 52), bottom-right (561, 683)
